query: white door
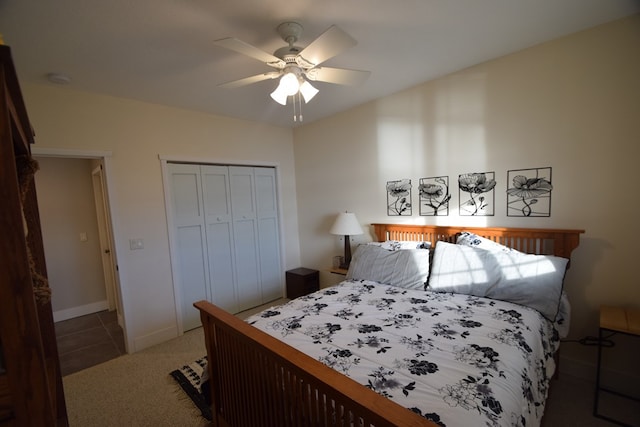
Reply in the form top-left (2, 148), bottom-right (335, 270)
top-left (167, 162), bottom-right (283, 330)
top-left (255, 167), bottom-right (282, 302)
top-left (168, 163), bottom-right (210, 331)
top-left (91, 165), bottom-right (120, 314)
top-left (201, 165), bottom-right (237, 313)
top-left (229, 166), bottom-right (262, 312)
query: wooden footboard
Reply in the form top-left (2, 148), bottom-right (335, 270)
top-left (194, 300), bottom-right (436, 427)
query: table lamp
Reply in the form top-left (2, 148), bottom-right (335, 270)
top-left (329, 212), bottom-right (363, 269)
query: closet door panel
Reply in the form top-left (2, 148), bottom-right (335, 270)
top-left (229, 167), bottom-right (255, 216)
top-left (202, 166), bottom-right (232, 219)
top-left (176, 226), bottom-right (208, 330)
top-left (233, 219), bottom-right (261, 311)
top-left (255, 168), bottom-right (277, 214)
top-left (172, 172), bottom-right (201, 225)
top-left (168, 163), bottom-right (210, 331)
top-left (229, 167), bottom-right (261, 311)
top-left (206, 223), bottom-right (237, 313)
top-left (255, 168), bottom-right (282, 302)
top-left (258, 216), bottom-right (281, 302)
top-left (201, 165), bottom-right (237, 313)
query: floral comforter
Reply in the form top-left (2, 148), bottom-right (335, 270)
top-left (246, 280), bottom-right (560, 427)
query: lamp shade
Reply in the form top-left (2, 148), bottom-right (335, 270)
top-left (329, 212), bottom-right (363, 236)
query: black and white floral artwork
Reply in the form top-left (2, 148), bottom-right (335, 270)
top-left (507, 167), bottom-right (553, 217)
top-left (419, 176), bottom-right (450, 216)
top-left (458, 172), bottom-right (496, 216)
top-left (387, 179), bottom-right (412, 216)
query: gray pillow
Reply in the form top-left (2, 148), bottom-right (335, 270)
top-left (428, 241), bottom-right (568, 320)
top-left (346, 244), bottom-right (430, 290)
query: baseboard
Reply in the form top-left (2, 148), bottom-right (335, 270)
top-left (53, 300), bottom-right (109, 322)
top-left (132, 325), bottom-right (178, 352)
top-left (559, 354), bottom-right (640, 397)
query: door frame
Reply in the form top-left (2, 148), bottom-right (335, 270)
top-left (32, 147), bottom-right (130, 353)
top-left (159, 155), bottom-right (286, 335)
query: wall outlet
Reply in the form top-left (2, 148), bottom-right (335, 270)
top-left (129, 238), bottom-right (144, 250)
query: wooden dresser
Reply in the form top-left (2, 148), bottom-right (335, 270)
top-left (0, 45), bottom-right (68, 426)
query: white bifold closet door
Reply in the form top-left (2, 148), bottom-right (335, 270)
top-left (168, 163), bottom-right (282, 331)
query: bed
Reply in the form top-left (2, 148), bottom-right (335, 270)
top-left (194, 224), bottom-right (584, 427)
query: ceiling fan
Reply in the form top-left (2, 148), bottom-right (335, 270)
top-left (214, 22), bottom-right (370, 114)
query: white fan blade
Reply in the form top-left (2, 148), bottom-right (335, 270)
top-left (218, 72), bottom-right (281, 89)
top-left (297, 25), bottom-right (357, 67)
top-left (306, 67), bottom-right (370, 85)
top-left (214, 38), bottom-right (286, 69)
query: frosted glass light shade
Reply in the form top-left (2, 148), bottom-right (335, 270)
top-left (329, 212), bottom-right (363, 236)
top-left (299, 81), bottom-right (319, 103)
top-left (270, 72), bottom-right (302, 105)
top-left (280, 73), bottom-right (300, 95)
top-left (270, 85), bottom-right (288, 105)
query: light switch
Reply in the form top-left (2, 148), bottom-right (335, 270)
top-left (129, 238), bottom-right (144, 250)
top-left (79, 232), bottom-right (88, 242)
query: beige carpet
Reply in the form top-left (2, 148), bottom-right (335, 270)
top-left (63, 328), bottom-right (209, 427)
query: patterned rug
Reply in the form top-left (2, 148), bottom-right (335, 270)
top-left (169, 356), bottom-right (212, 421)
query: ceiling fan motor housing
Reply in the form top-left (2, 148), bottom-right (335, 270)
top-left (274, 22), bottom-right (305, 63)
top-left (277, 22), bottom-right (303, 45)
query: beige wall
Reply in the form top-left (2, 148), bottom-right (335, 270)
top-left (294, 15), bottom-right (640, 381)
top-left (22, 86), bottom-right (300, 351)
top-left (34, 157), bottom-right (107, 317)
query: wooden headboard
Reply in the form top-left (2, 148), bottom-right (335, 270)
top-left (372, 223), bottom-right (584, 260)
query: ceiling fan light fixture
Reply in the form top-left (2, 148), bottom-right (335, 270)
top-left (216, 22), bottom-right (369, 121)
top-left (279, 72), bottom-right (300, 96)
top-left (299, 80), bottom-right (319, 103)
top-left (270, 85), bottom-right (289, 105)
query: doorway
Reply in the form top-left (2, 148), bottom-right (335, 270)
top-left (32, 148), bottom-right (128, 373)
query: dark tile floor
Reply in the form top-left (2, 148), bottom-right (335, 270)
top-left (55, 310), bottom-right (125, 376)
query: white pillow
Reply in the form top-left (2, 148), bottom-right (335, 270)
top-left (428, 241), bottom-right (568, 320)
top-left (367, 240), bottom-right (431, 251)
top-left (457, 231), bottom-right (516, 253)
top-left (347, 244), bottom-right (430, 290)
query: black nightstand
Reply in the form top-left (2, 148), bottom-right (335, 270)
top-left (286, 268), bottom-right (319, 299)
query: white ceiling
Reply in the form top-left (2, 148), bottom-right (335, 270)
top-left (1, 0), bottom-right (638, 128)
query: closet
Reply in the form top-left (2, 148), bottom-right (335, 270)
top-left (0, 45), bottom-right (67, 425)
top-left (168, 163), bottom-right (282, 331)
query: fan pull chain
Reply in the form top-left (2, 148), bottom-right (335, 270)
top-left (292, 94), bottom-right (297, 122)
top-left (292, 92), bottom-right (304, 122)
top-left (298, 92), bottom-right (303, 122)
